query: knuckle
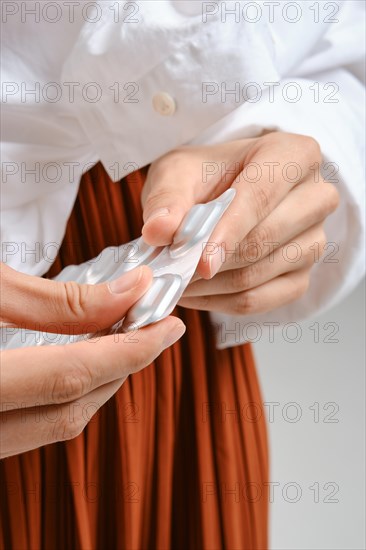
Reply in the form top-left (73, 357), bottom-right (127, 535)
top-left (250, 183), bottom-right (273, 220)
top-left (242, 240), bottom-right (262, 263)
top-left (196, 295), bottom-right (211, 311)
top-left (247, 224), bottom-right (273, 251)
top-left (59, 280), bottom-right (89, 321)
top-left (143, 188), bottom-right (177, 219)
top-left (50, 373), bottom-right (85, 404)
top-left (322, 183), bottom-right (340, 214)
top-left (233, 290), bottom-right (258, 315)
top-left (301, 135), bottom-right (322, 162)
top-left (47, 357), bottom-right (93, 404)
top-left (229, 268), bottom-right (248, 292)
top-left (52, 411), bottom-right (86, 443)
top-left (262, 131), bottom-right (288, 148)
top-left (229, 264), bottom-right (259, 292)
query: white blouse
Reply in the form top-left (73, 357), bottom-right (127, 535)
top-left (1, 0), bottom-right (365, 348)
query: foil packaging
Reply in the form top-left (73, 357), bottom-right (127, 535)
top-left (2, 189), bottom-right (235, 349)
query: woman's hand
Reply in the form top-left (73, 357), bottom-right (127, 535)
top-left (0, 264), bottom-right (185, 458)
top-left (141, 132), bottom-right (339, 315)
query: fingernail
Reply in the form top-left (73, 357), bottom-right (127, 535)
top-left (162, 321), bottom-right (186, 348)
top-left (144, 208), bottom-right (170, 225)
top-left (108, 267), bottom-right (144, 294)
top-left (209, 248), bottom-right (223, 278)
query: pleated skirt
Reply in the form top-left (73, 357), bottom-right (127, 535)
top-left (0, 164), bottom-right (268, 550)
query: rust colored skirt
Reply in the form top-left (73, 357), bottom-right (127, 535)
top-left (0, 165), bottom-right (268, 550)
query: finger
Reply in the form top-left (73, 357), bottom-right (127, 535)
top-left (184, 224), bottom-right (325, 297)
top-left (0, 377), bottom-right (125, 459)
top-left (195, 175), bottom-right (338, 279)
top-left (179, 268), bottom-right (311, 315)
top-left (0, 315), bottom-right (186, 408)
top-left (1, 264), bottom-right (152, 333)
top-left (141, 155), bottom-right (198, 246)
top-left (141, 141), bottom-right (249, 246)
top-left (215, 179), bottom-right (339, 272)
top-left (197, 133), bottom-right (323, 279)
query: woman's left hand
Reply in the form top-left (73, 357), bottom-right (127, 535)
top-left (141, 132), bottom-right (339, 315)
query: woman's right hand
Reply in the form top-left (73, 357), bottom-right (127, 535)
top-left (0, 263), bottom-right (185, 459)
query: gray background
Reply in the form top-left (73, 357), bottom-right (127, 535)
top-left (255, 281), bottom-right (365, 550)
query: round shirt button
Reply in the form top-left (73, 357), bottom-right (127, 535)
top-left (152, 92), bottom-right (176, 116)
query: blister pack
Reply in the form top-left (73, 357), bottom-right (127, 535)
top-left (2, 189), bottom-right (235, 348)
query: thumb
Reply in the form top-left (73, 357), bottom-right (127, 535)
top-left (141, 167), bottom-right (196, 246)
top-left (0, 263), bottom-right (152, 334)
top-left (141, 142), bottom-right (251, 247)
